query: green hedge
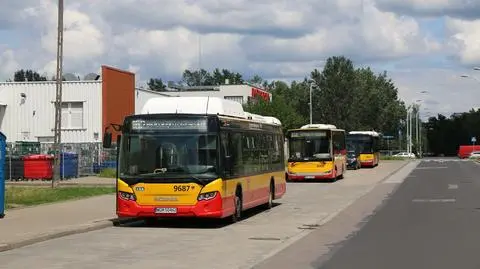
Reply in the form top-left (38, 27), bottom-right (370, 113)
top-left (98, 168), bottom-right (116, 178)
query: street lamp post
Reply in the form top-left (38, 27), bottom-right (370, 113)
top-left (309, 81), bottom-right (317, 125)
top-left (406, 107), bottom-right (411, 154)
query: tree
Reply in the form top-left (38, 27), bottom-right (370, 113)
top-left (147, 78), bottom-right (166, 91)
top-left (310, 56), bottom-right (358, 130)
top-left (425, 109), bottom-right (480, 156)
top-left (211, 68), bottom-right (244, 85)
top-left (13, 69), bottom-right (47, 82)
top-left (182, 68), bottom-right (244, 86)
top-left (243, 55), bottom-right (408, 149)
top-left (243, 93), bottom-right (305, 133)
top-left (182, 69), bottom-right (214, 86)
top-left (248, 74), bottom-right (264, 85)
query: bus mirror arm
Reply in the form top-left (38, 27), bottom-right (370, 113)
top-left (103, 124), bottom-right (123, 149)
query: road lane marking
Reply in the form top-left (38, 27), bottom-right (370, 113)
top-left (412, 198), bottom-right (456, 203)
top-left (415, 166), bottom-right (448, 170)
top-left (448, 184), bottom-right (458, 189)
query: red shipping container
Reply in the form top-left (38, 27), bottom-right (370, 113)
top-left (23, 154), bottom-right (54, 180)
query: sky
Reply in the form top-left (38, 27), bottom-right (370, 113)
top-left (1, 0), bottom-right (480, 119)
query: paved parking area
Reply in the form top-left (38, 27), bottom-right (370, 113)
top-left (0, 160), bottom-right (407, 269)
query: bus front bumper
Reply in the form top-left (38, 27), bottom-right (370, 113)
top-left (287, 171), bottom-right (334, 181)
top-left (116, 193), bottom-right (225, 218)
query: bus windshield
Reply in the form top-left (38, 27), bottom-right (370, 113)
top-left (288, 133), bottom-right (331, 161)
top-left (347, 136), bottom-right (373, 154)
top-left (119, 133), bottom-right (218, 179)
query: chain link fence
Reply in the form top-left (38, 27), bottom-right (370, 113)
top-left (4, 141), bottom-right (118, 181)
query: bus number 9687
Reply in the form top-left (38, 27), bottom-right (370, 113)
top-left (173, 185), bottom-right (190, 192)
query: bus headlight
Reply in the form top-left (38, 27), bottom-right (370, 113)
top-left (119, 191), bottom-right (136, 201)
top-left (198, 191), bottom-right (217, 201)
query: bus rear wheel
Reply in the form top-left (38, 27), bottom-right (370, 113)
top-left (231, 193), bottom-right (242, 223)
top-left (264, 181), bottom-right (274, 210)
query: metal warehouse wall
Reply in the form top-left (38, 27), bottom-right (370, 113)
top-left (101, 66), bottom-right (135, 142)
top-left (0, 81), bottom-right (102, 143)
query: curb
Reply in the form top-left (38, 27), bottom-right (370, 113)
top-left (242, 160), bottom-right (412, 269)
top-left (378, 160), bottom-right (412, 183)
top-left (0, 217), bottom-right (138, 253)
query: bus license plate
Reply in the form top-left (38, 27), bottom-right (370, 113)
top-left (154, 207), bottom-right (177, 214)
top-left (305, 175), bottom-right (315, 179)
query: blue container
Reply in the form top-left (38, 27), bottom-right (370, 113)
top-left (93, 161), bottom-right (117, 174)
top-left (60, 152), bottom-right (78, 179)
top-left (0, 132), bottom-right (7, 218)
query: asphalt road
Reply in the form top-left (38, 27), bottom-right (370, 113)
top-left (264, 158), bottom-right (480, 269)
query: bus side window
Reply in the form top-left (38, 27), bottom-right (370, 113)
top-left (220, 133), bottom-right (231, 177)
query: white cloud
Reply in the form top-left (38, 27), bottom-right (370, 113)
top-left (0, 0), bottom-right (435, 80)
top-left (445, 18), bottom-right (480, 65)
top-left (373, 0), bottom-right (480, 19)
top-left (389, 67), bottom-right (480, 118)
top-left (0, 0), bottom-right (473, 117)
top-left (0, 49), bottom-right (20, 79)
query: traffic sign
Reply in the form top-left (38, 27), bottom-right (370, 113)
top-left (472, 137), bottom-right (476, 143)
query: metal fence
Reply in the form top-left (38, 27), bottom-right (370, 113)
top-left (4, 141), bottom-right (118, 181)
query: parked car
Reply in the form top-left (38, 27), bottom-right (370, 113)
top-left (392, 152), bottom-right (416, 158)
top-left (468, 151), bottom-right (480, 159)
top-left (347, 150), bottom-right (361, 170)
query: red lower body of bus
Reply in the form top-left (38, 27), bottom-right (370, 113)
top-left (116, 182), bottom-right (286, 219)
top-left (287, 171), bottom-right (336, 181)
top-left (360, 159), bottom-right (375, 167)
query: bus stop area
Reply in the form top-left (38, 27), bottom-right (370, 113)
top-left (0, 160), bottom-right (410, 268)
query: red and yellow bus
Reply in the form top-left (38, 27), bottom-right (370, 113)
top-left (346, 131), bottom-right (380, 167)
top-left (285, 124), bottom-right (347, 182)
top-left (102, 96), bottom-right (286, 223)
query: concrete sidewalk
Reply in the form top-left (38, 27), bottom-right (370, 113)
top-left (0, 194), bottom-right (128, 252)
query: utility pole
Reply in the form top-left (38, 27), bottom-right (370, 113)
top-left (52, 0), bottom-right (64, 188)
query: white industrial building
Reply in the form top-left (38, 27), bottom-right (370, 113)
top-left (0, 81), bottom-right (102, 143)
top-left (164, 83), bottom-right (271, 104)
top-left (0, 81), bottom-right (169, 143)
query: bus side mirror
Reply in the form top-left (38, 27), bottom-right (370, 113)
top-left (103, 132), bottom-right (112, 148)
top-left (224, 155), bottom-right (233, 171)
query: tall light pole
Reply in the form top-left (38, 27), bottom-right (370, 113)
top-left (309, 81), bottom-right (317, 125)
top-left (415, 100), bottom-right (422, 156)
top-left (52, 0), bottom-right (64, 188)
top-left (406, 106), bottom-right (411, 154)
